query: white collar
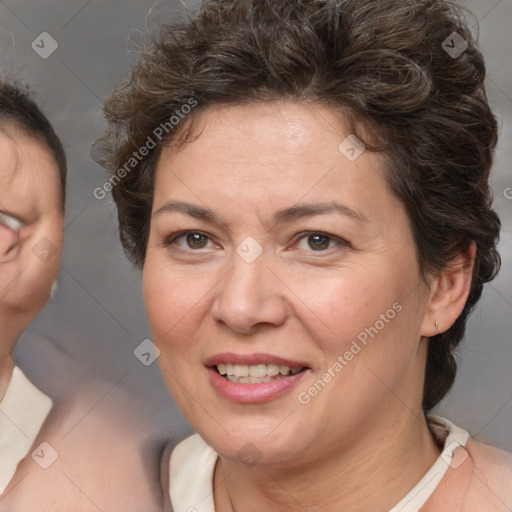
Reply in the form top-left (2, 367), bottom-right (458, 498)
top-left (169, 416), bottom-right (469, 512)
top-left (170, 433), bottom-right (217, 512)
top-left (388, 415), bottom-right (469, 511)
top-left (0, 366), bottom-right (53, 495)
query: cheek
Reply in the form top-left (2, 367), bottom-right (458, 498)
top-left (286, 263), bottom-right (421, 374)
top-left (31, 248), bottom-right (62, 303)
top-left (286, 269), bottom-right (398, 339)
top-left (143, 261), bottom-right (210, 350)
top-left (143, 266), bottom-right (212, 414)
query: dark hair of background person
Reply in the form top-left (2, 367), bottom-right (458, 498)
top-left (94, 0), bottom-right (501, 412)
top-left (0, 79), bottom-right (67, 210)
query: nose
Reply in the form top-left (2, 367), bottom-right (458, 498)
top-left (210, 252), bottom-right (287, 335)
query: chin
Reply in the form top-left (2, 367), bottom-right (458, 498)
top-left (193, 414), bottom-right (313, 467)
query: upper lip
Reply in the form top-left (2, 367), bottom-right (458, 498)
top-left (205, 352), bottom-right (309, 368)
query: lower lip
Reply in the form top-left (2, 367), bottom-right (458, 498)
top-left (208, 367), bottom-right (310, 403)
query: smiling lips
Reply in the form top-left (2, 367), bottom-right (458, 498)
top-left (205, 353), bottom-right (310, 402)
top-left (206, 353), bottom-right (309, 381)
top-left (216, 363), bottom-right (304, 383)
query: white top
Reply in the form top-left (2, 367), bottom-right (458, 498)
top-left (169, 416), bottom-right (469, 512)
top-left (0, 366), bottom-right (52, 496)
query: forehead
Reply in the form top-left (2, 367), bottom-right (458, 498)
top-left (0, 124), bottom-right (56, 172)
top-left (163, 101), bottom-right (343, 166)
top-left (0, 126), bottom-right (61, 210)
top-left (153, 101), bottom-right (389, 210)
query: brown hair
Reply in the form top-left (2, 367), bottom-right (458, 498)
top-left (95, 0), bottom-right (501, 411)
top-left (0, 79), bottom-right (67, 210)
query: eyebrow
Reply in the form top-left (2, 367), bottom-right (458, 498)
top-left (153, 201), bottom-right (222, 222)
top-left (153, 200), bottom-right (367, 225)
top-left (273, 201), bottom-right (367, 224)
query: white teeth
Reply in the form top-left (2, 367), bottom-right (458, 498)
top-left (266, 364), bottom-right (280, 377)
top-left (254, 376), bottom-right (272, 383)
top-left (279, 365), bottom-right (290, 375)
top-left (215, 363), bottom-right (304, 382)
top-left (231, 375), bottom-right (274, 384)
top-left (234, 364), bottom-right (249, 377)
top-left (249, 364), bottom-right (267, 378)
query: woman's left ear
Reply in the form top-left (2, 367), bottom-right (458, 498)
top-left (421, 241), bottom-right (476, 337)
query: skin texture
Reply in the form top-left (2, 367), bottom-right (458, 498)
top-left (0, 127), bottom-right (63, 400)
top-left (143, 101), bottom-right (475, 511)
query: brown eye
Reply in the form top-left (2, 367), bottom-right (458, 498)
top-left (186, 232), bottom-right (209, 249)
top-left (307, 234), bottom-right (331, 251)
top-left (164, 230), bottom-right (215, 251)
top-left (293, 231), bottom-right (348, 253)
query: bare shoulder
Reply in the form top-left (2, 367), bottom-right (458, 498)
top-left (1, 379), bottom-right (169, 511)
top-left (465, 438), bottom-right (512, 509)
top-left (467, 438), bottom-right (512, 475)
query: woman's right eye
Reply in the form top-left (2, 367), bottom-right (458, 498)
top-left (164, 231), bottom-right (214, 250)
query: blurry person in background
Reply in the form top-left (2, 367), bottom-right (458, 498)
top-left (0, 80), bottom-right (65, 497)
top-left (97, 0), bottom-right (512, 510)
top-left (0, 80), bottom-right (167, 511)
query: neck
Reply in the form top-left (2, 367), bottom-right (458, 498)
top-left (214, 409), bottom-right (441, 512)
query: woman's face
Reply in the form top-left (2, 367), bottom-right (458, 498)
top-left (143, 101), bottom-right (433, 466)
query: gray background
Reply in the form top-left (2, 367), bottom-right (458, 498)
top-left (1, 0), bottom-right (511, 451)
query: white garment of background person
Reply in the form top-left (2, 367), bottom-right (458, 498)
top-left (0, 366), bottom-right (52, 498)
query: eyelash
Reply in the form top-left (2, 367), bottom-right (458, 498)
top-left (162, 230), bottom-right (349, 253)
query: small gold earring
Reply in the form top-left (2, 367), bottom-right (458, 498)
top-left (435, 320), bottom-right (439, 332)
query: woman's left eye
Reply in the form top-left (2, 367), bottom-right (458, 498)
top-left (294, 232), bottom-right (345, 252)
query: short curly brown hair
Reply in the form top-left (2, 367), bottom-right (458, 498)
top-left (95, 0), bottom-right (501, 412)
